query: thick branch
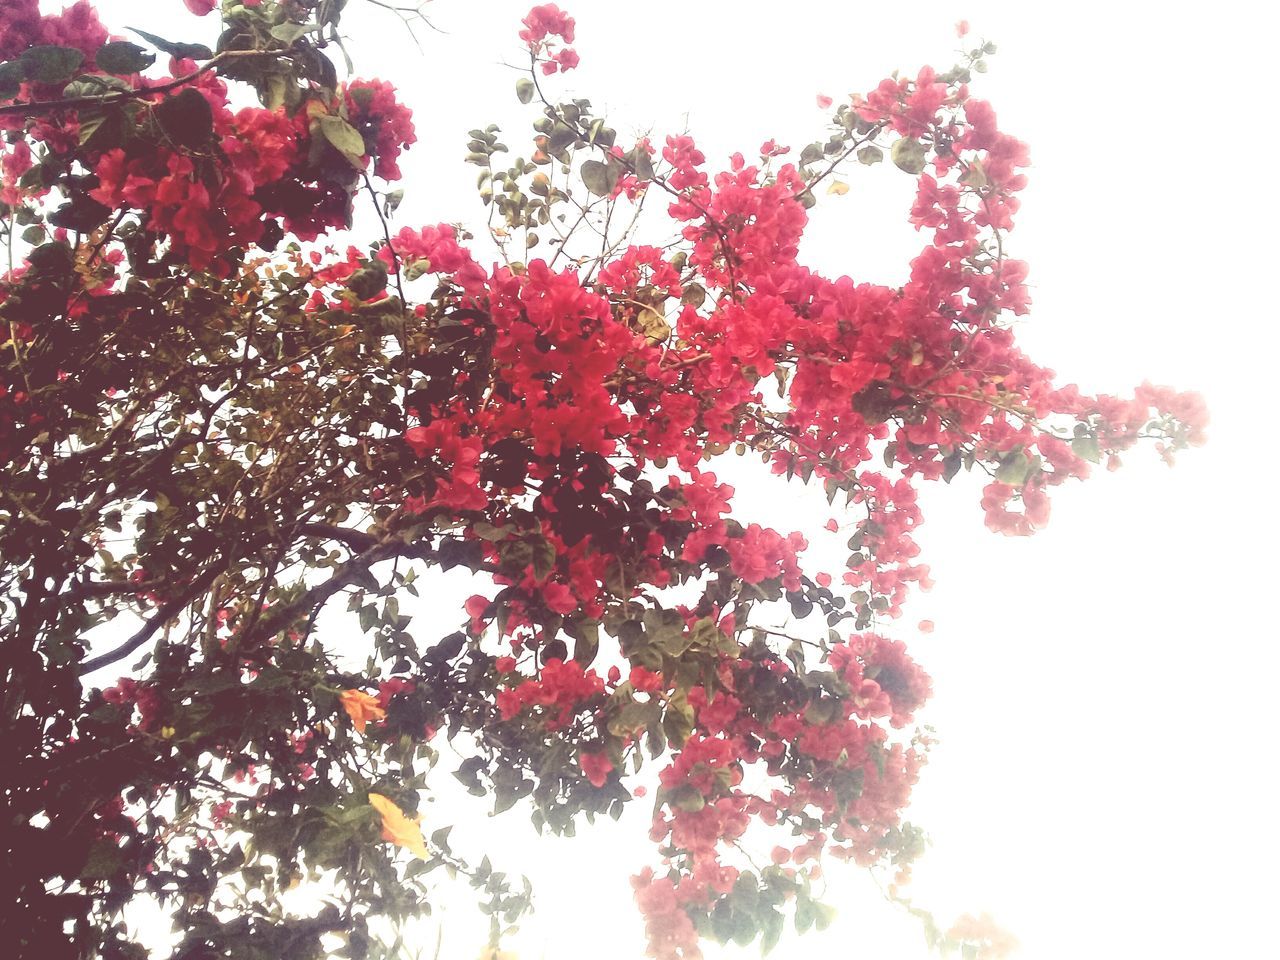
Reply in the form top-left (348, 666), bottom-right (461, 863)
top-left (0, 51), bottom-right (281, 119)
top-left (79, 562), bottom-right (226, 676)
top-left (238, 537), bottom-right (436, 646)
top-left (298, 522), bottom-right (382, 552)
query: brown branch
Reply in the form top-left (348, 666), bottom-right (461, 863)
top-left (73, 578), bottom-right (166, 598)
top-left (237, 537), bottom-right (435, 647)
top-left (298, 522), bottom-right (382, 552)
top-left (79, 562), bottom-right (226, 675)
top-left (0, 51), bottom-right (278, 119)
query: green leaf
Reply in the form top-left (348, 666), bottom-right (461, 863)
top-left (48, 195), bottom-right (112, 233)
top-left (347, 263), bottom-right (388, 300)
top-left (688, 617), bottom-right (721, 651)
top-left (941, 449), bottom-right (963, 483)
top-left (63, 75), bottom-right (131, 99)
top-left (857, 144), bottom-right (884, 165)
top-left (80, 839), bottom-right (125, 880)
top-left (128, 28), bottom-right (214, 61)
top-left (270, 23), bottom-right (315, 45)
top-left (635, 305), bottom-right (670, 342)
top-left (430, 825), bottom-right (453, 853)
top-left (760, 909), bottom-right (785, 954)
top-left (794, 895), bottom-right (815, 934)
top-left (580, 158), bottom-right (618, 197)
top-left (77, 107), bottom-right (130, 151)
top-left (472, 521), bottom-right (514, 542)
top-left (515, 77), bottom-right (535, 105)
top-left (154, 87), bottom-right (214, 149)
top-left (890, 137), bottom-right (928, 175)
top-left (994, 449), bottom-right (1041, 485)
top-left (959, 159), bottom-right (989, 189)
top-left (547, 120), bottom-right (578, 154)
top-left (607, 700), bottom-right (657, 738)
top-left (813, 902), bottom-right (837, 932)
top-left (318, 114), bottom-right (366, 165)
top-left (566, 618), bottom-right (600, 666)
top-left (95, 41), bottom-right (155, 75)
top-left (21, 45), bottom-right (85, 84)
top-left (667, 782), bottom-right (705, 812)
top-left (586, 118), bottom-right (615, 147)
top-left (662, 695), bottom-right (695, 746)
top-left (1071, 436), bottom-right (1102, 464)
top-left (530, 536), bottom-right (556, 581)
top-left (681, 283), bottom-right (706, 308)
top-left (0, 60), bottom-right (28, 99)
top-left (627, 145), bottom-right (655, 181)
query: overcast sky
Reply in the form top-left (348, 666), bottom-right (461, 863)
top-left (76, 1), bottom-right (1280, 958)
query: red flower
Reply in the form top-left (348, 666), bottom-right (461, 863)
top-left (579, 751), bottom-right (613, 787)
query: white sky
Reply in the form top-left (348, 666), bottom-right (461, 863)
top-left (74, 1), bottom-right (1280, 958)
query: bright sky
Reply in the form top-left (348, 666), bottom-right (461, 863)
top-left (77, 1), bottom-right (1280, 958)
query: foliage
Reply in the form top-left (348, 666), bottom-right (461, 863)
top-left (0, 4), bottom-right (1205, 960)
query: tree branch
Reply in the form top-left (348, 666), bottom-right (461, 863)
top-left (79, 562), bottom-right (226, 676)
top-left (298, 522), bottom-right (382, 552)
top-left (0, 51), bottom-right (283, 119)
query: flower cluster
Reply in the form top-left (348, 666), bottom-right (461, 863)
top-left (496, 658), bottom-right (606, 728)
top-left (520, 3), bottom-right (579, 74)
top-left (0, 4), bottom-right (1208, 959)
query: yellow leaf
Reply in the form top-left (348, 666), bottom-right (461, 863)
top-left (339, 689), bottom-right (386, 734)
top-left (368, 793), bottom-right (429, 859)
top-left (826, 180), bottom-right (850, 196)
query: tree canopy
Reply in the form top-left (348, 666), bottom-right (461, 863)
top-left (0, 3), bottom-right (1205, 959)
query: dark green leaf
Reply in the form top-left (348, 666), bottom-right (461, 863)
top-left (128, 28), bottom-right (214, 61)
top-left (48, 195), bottom-right (112, 233)
top-left (95, 41), bottom-right (155, 75)
top-left (0, 60), bottom-right (26, 98)
top-left (566, 618), bottom-right (600, 666)
top-left (515, 78), bottom-right (535, 104)
top-left (580, 158), bottom-right (618, 197)
top-left (154, 87), bottom-right (214, 149)
top-left (21, 45), bottom-right (85, 84)
top-left (681, 283), bottom-right (706, 308)
top-left (80, 839), bottom-right (125, 880)
top-left (429, 826), bottom-right (453, 853)
top-left (941, 449), bottom-right (963, 483)
top-left (627, 145), bottom-right (655, 181)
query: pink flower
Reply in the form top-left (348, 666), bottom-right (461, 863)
top-left (580, 751), bottom-right (613, 787)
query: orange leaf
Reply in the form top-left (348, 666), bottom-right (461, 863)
top-left (339, 689), bottom-right (386, 734)
top-left (368, 793), bottom-right (429, 859)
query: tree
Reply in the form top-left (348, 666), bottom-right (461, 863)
top-left (0, 3), bottom-right (1206, 959)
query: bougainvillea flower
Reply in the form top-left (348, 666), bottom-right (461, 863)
top-left (368, 793), bottom-right (429, 858)
top-left (580, 751), bottom-right (614, 787)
